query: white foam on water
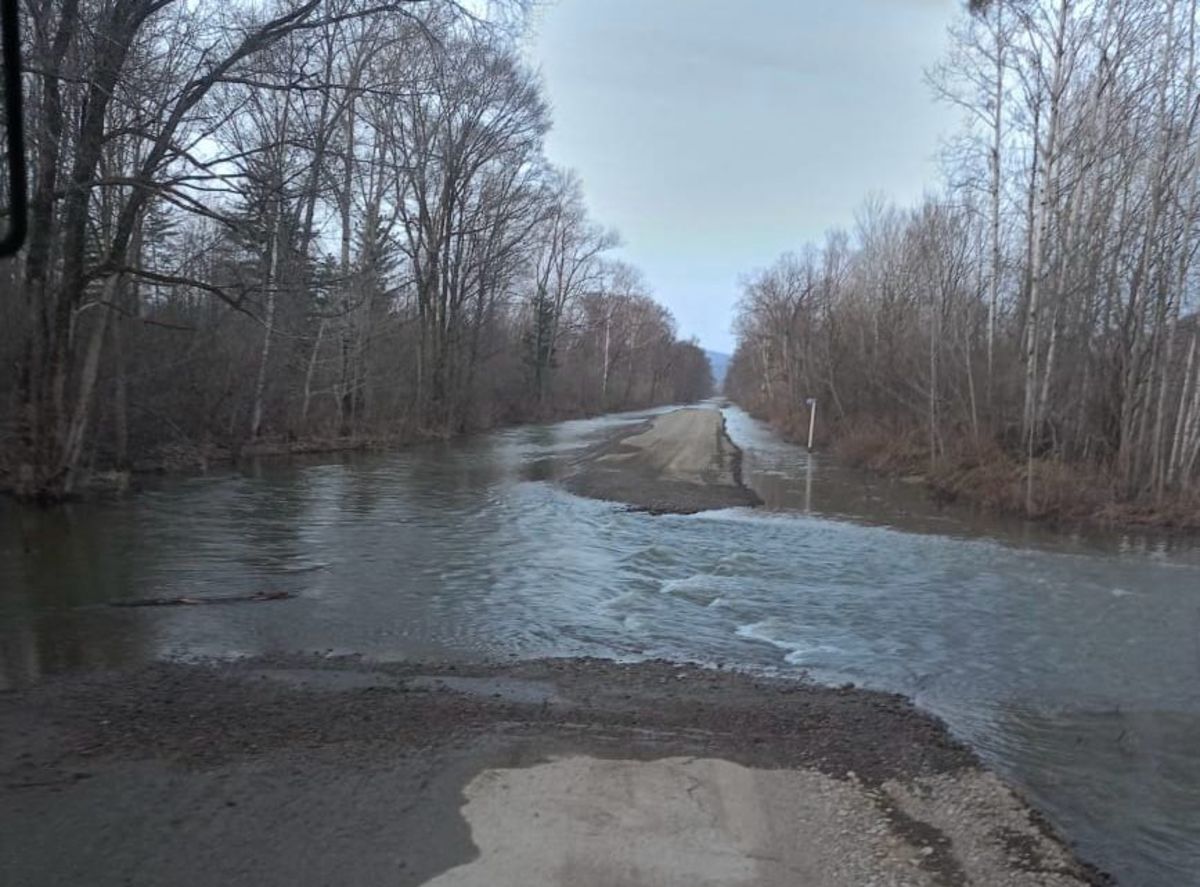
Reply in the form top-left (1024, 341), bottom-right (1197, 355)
top-left (734, 619), bottom-right (795, 651)
top-left (783, 644), bottom-right (844, 665)
top-left (659, 574), bottom-right (725, 606)
top-left (601, 590), bottom-right (643, 613)
top-left (736, 619), bottom-right (841, 664)
top-left (623, 614), bottom-right (646, 632)
top-left (659, 574), bottom-right (706, 592)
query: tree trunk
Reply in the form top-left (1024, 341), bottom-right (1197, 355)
top-left (250, 204), bottom-right (283, 441)
top-left (987, 0), bottom-right (1005, 400)
top-left (301, 319), bottom-right (326, 428)
top-left (61, 282), bottom-right (118, 495)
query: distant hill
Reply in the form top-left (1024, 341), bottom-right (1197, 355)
top-left (704, 350), bottom-right (732, 392)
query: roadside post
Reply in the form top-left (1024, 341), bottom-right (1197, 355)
top-left (804, 449), bottom-right (813, 512)
top-left (805, 398), bottom-right (817, 451)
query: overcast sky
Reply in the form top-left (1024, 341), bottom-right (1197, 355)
top-left (528, 0), bottom-right (962, 353)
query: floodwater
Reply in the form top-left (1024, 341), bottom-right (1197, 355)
top-left (2, 404), bottom-right (1199, 885)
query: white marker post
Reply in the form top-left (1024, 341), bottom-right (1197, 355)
top-left (805, 397), bottom-right (817, 451)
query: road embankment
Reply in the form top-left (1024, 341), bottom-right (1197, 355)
top-left (565, 406), bottom-right (761, 513)
top-left (0, 657), bottom-right (1109, 886)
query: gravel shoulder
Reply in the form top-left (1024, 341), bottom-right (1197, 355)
top-left (0, 657), bottom-right (1110, 886)
top-left (564, 406), bottom-right (762, 513)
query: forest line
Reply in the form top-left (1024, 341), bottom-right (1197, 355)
top-left (0, 0), bottom-right (713, 500)
top-left (729, 0), bottom-right (1200, 527)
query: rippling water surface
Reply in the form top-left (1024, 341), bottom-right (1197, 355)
top-left (3, 405), bottom-right (1199, 884)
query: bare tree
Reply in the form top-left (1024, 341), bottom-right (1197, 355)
top-left (729, 0), bottom-right (1200, 523)
top-left (0, 0), bottom-right (713, 498)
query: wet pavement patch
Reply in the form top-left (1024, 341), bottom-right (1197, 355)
top-left (407, 675), bottom-right (564, 705)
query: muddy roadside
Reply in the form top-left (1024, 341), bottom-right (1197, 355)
top-left (564, 406), bottom-right (762, 513)
top-left (1, 656), bottom-right (1110, 886)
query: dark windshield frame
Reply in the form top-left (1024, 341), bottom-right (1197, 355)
top-left (0, 0), bottom-right (26, 258)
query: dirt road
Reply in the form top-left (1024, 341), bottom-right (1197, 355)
top-left (1, 657), bottom-right (1107, 886)
top-left (565, 406), bottom-right (761, 513)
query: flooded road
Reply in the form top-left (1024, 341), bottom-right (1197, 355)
top-left (3, 405), bottom-right (1199, 885)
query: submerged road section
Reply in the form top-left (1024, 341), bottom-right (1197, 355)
top-left (6, 403), bottom-right (1194, 882)
top-left (0, 405), bottom-right (1108, 886)
top-left (565, 406), bottom-right (761, 513)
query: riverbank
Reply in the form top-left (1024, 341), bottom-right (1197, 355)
top-left (0, 402), bottom-right (695, 502)
top-left (738, 405), bottom-right (1200, 532)
top-left (564, 406), bottom-right (761, 513)
top-left (840, 426), bottom-right (1200, 532)
top-left (0, 432), bottom-right (434, 500)
top-left (0, 656), bottom-right (1109, 886)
